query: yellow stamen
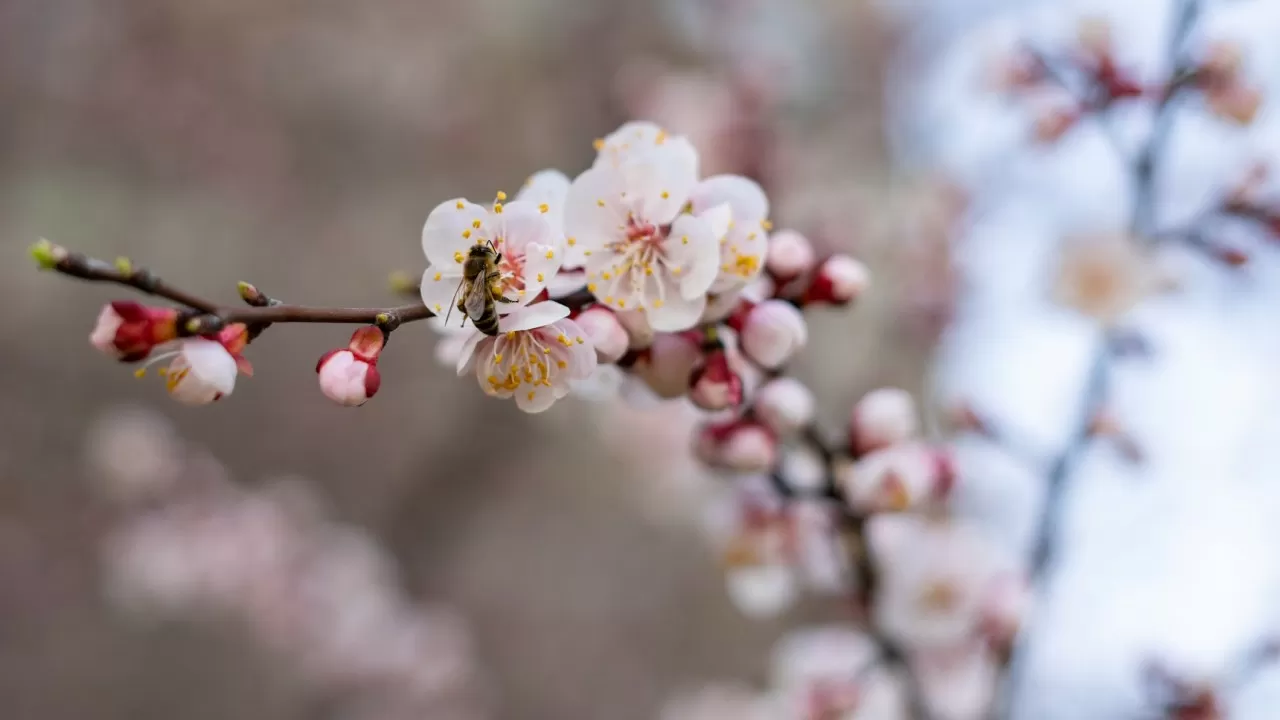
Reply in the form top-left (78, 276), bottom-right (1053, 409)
top-left (433, 272), bottom-right (442, 281)
top-left (593, 138), bottom-right (605, 151)
top-left (596, 199), bottom-right (606, 208)
top-left (539, 203), bottom-right (549, 214)
top-left (761, 219), bottom-right (773, 230)
top-left (587, 283), bottom-right (597, 292)
top-left (661, 190), bottom-right (670, 199)
top-left (472, 219), bottom-right (482, 229)
top-left (493, 202), bottom-right (504, 214)
top-left (536, 273), bottom-right (544, 282)
top-left (652, 299), bottom-right (664, 308)
top-left (527, 391), bottom-right (536, 401)
top-left (545, 250), bottom-right (554, 259)
top-left (681, 235), bottom-right (689, 245)
top-left (496, 191), bottom-right (507, 201)
top-left (506, 331), bottom-right (516, 339)
top-left (133, 368), bottom-right (147, 378)
top-left (617, 299), bottom-right (626, 308)
top-left (494, 353), bottom-right (503, 363)
top-left (454, 251), bottom-right (464, 263)
top-left (567, 237), bottom-right (577, 247)
top-left (455, 200), bottom-right (465, 210)
top-left (557, 360), bottom-right (567, 369)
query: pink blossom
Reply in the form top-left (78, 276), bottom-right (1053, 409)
top-left (697, 420), bottom-right (778, 473)
top-left (574, 306), bottom-right (629, 364)
top-left (850, 387), bottom-right (919, 456)
top-left (837, 442), bottom-right (942, 513)
top-left (634, 332), bottom-right (701, 398)
top-left (738, 299), bottom-right (808, 370)
top-left (803, 254), bottom-right (869, 306)
top-left (689, 348), bottom-right (744, 411)
top-left (90, 301), bottom-right (181, 361)
top-left (765, 229), bottom-right (816, 281)
top-left (316, 326), bottom-right (385, 407)
top-left (755, 377), bottom-right (816, 436)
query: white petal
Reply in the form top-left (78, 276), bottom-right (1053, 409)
top-left (711, 223), bottom-right (770, 293)
top-left (700, 202), bottom-right (733, 242)
top-left (564, 167), bottom-right (628, 252)
top-left (511, 243), bottom-right (560, 308)
top-left (420, 267), bottom-right (465, 326)
top-left (515, 169), bottom-right (570, 240)
top-left (454, 330), bottom-right (488, 377)
top-left (690, 175), bottom-right (770, 222)
top-left (547, 269), bottom-right (588, 298)
top-left (595, 122), bottom-right (700, 188)
top-left (622, 159), bottom-right (697, 226)
top-left (182, 340), bottom-right (237, 394)
top-left (725, 565), bottom-right (798, 619)
top-left (645, 291), bottom-right (707, 332)
top-left (552, 318), bottom-right (598, 380)
top-left (665, 214), bottom-right (720, 300)
top-left (496, 200), bottom-right (555, 256)
top-left (422, 199), bottom-right (490, 266)
top-left (497, 301), bottom-right (570, 332)
top-left (515, 383), bottom-right (558, 413)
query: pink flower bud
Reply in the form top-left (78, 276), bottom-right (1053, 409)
top-left (802, 255), bottom-right (869, 307)
top-left (635, 332), bottom-right (700, 398)
top-left (850, 387), bottom-right (918, 456)
top-left (979, 575), bottom-right (1031, 653)
top-left (315, 326), bottom-right (385, 407)
top-left (836, 442), bottom-right (938, 513)
top-left (688, 349), bottom-right (744, 411)
top-left (697, 421), bottom-right (778, 473)
top-left (615, 309), bottom-right (655, 350)
top-left (755, 377), bottom-right (815, 436)
top-left (1033, 105), bottom-right (1081, 143)
top-left (575, 306), bottom-right (629, 364)
top-left (90, 301), bottom-right (180, 361)
top-left (740, 300), bottom-right (808, 370)
top-left (765, 230), bottom-right (816, 281)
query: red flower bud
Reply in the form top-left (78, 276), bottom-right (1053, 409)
top-left (316, 326), bottom-right (385, 407)
top-left (802, 255), bottom-right (869, 307)
top-left (688, 348), bottom-right (744, 411)
top-left (90, 301), bottom-right (180, 361)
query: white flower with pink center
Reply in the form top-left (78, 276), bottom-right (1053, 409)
top-left (689, 174), bottom-right (771, 293)
top-left (419, 197), bottom-right (560, 327)
top-left (565, 126), bottom-right (722, 332)
top-left (454, 302), bottom-right (597, 413)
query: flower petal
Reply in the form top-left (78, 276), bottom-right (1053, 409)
top-left (509, 242), bottom-right (560, 309)
top-left (564, 166), bottom-right (628, 252)
top-left (665, 214), bottom-right (721, 300)
top-left (515, 383), bottom-right (558, 413)
top-left (496, 200), bottom-right (556, 257)
top-left (701, 202), bottom-right (733, 243)
top-left (595, 122), bottom-right (699, 185)
top-left (645, 290), bottom-right (707, 332)
top-left (515, 169), bottom-right (571, 241)
top-left (690, 175), bottom-right (770, 222)
top-left (420, 267), bottom-right (465, 325)
top-left (183, 340), bottom-right (237, 393)
top-left (622, 158), bottom-right (697, 226)
top-left (711, 224), bottom-right (770, 293)
top-left (550, 318), bottom-right (598, 380)
top-left (497, 301), bottom-right (571, 333)
top-left (547, 269), bottom-right (588, 298)
top-left (454, 330), bottom-right (488, 377)
top-left (422, 199), bottom-right (490, 266)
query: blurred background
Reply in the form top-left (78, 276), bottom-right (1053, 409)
top-left (0, 1), bottom-right (941, 718)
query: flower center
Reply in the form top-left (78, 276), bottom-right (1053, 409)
top-left (484, 329), bottom-right (573, 398)
top-left (917, 579), bottom-right (961, 613)
top-left (491, 237), bottom-right (527, 299)
top-left (595, 214), bottom-right (686, 310)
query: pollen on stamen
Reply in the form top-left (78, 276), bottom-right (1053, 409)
top-left (644, 266), bottom-right (653, 276)
top-left (653, 299), bottom-right (664, 308)
top-left (661, 190), bottom-right (670, 199)
top-left (557, 360), bottom-right (567, 368)
top-left (672, 267), bottom-right (683, 276)
top-left (506, 331), bottom-right (517, 339)
top-left (762, 220), bottom-right (773, 230)
top-left (602, 272), bottom-right (612, 280)
top-left (134, 368), bottom-right (147, 378)
top-left (493, 203), bottom-right (504, 214)
top-left (597, 199), bottom-right (606, 208)
top-left (494, 353), bottom-right (504, 363)
top-left (527, 390), bottom-right (536, 401)
top-left (539, 203), bottom-right (549, 214)
top-left (455, 201), bottom-right (465, 210)
top-left (433, 272), bottom-right (443, 281)
top-left (462, 229), bottom-right (472, 239)
top-left (567, 237), bottom-right (577, 247)
top-left (583, 250), bottom-right (592, 256)
top-left (496, 191), bottom-right (508, 202)
top-left (681, 235), bottom-right (689, 245)
top-left (454, 251), bottom-right (465, 263)
top-left (434, 304), bottom-right (442, 312)
top-left (604, 296), bottom-right (615, 304)
top-left (542, 347), bottom-right (551, 354)
top-left (575, 337), bottom-right (585, 344)
top-left (472, 219), bottom-right (482, 229)
top-left (593, 138), bottom-right (605, 151)
top-left (617, 299), bottom-right (627, 308)
top-left (536, 273), bottom-right (544, 282)
top-left (545, 250), bottom-right (554, 259)
top-left (587, 283), bottom-right (597, 292)
top-left (656, 130), bottom-right (668, 145)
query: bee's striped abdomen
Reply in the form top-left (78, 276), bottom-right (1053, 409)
top-left (473, 310), bottom-right (500, 336)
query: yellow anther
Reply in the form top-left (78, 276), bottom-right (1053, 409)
top-left (493, 202), bottom-right (504, 214)
top-left (496, 191), bottom-right (508, 201)
top-left (456, 201), bottom-right (465, 209)
top-left (652, 299), bottom-right (664, 308)
top-left (494, 353), bottom-right (504, 363)
top-left (488, 374), bottom-right (500, 385)
top-left (536, 273), bottom-right (544, 282)
top-left (472, 219), bottom-right (482, 229)
top-left (528, 391), bottom-right (536, 401)
top-left (672, 266), bottom-right (683, 276)
top-left (593, 138), bottom-right (605, 150)
top-left (583, 250), bottom-right (592, 256)
top-left (134, 368), bottom-right (147, 378)
top-left (433, 272), bottom-right (443, 281)
top-left (434, 304), bottom-right (442, 312)
top-left (567, 237), bottom-right (577, 246)
top-left (761, 219), bottom-right (773, 230)
top-left (661, 190), bottom-right (670, 199)
top-left (454, 251), bottom-right (465, 263)
top-left (602, 272), bottom-right (612, 280)
top-left (604, 296), bottom-right (614, 304)
top-left (506, 331), bottom-right (517, 339)
top-left (587, 283), bottom-right (597, 292)
top-left (681, 235), bottom-right (689, 245)
top-left (543, 347), bottom-right (551, 354)
top-left (557, 360), bottom-right (567, 369)
top-left (545, 250), bottom-right (554, 259)
top-left (747, 232), bottom-right (758, 241)
top-left (617, 298), bottom-right (627, 308)
top-left (462, 229), bottom-right (472, 239)
top-left (519, 289), bottom-right (527, 296)
top-left (596, 199), bottom-right (606, 208)
top-left (644, 265), bottom-right (653, 276)
top-left (576, 337), bottom-right (585, 344)
top-left (656, 130), bottom-right (668, 145)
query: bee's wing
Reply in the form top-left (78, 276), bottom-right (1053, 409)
top-left (443, 275), bottom-right (468, 328)
top-left (462, 278), bottom-right (492, 322)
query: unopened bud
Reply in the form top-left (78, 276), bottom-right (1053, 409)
top-left (802, 255), bottom-right (869, 307)
top-left (754, 377), bottom-right (815, 436)
top-left (1207, 84), bottom-right (1262, 126)
top-left (697, 420), bottom-right (778, 473)
top-left (740, 299), bottom-right (808, 370)
top-left (850, 388), bottom-right (918, 456)
top-left (635, 332), bottom-right (700, 398)
top-left (688, 349), bottom-right (744, 411)
top-left (836, 442), bottom-right (938, 513)
top-left (615, 308), bottom-right (656, 350)
top-left (575, 306), bottom-right (629, 364)
top-left (237, 281), bottom-right (268, 306)
top-left (30, 238), bottom-right (68, 269)
top-left (316, 326), bottom-right (385, 407)
top-left (765, 230), bottom-right (816, 281)
top-left (90, 301), bottom-right (181, 361)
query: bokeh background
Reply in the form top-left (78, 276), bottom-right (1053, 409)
top-left (0, 1), bottom-right (939, 718)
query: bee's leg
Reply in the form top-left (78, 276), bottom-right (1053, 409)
top-left (497, 295), bottom-right (518, 303)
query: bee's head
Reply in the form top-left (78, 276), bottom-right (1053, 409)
top-left (468, 244), bottom-right (496, 259)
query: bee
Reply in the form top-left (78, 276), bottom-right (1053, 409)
top-left (446, 242), bottom-right (517, 336)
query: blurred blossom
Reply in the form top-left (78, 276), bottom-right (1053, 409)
top-left (912, 644), bottom-right (1000, 720)
top-left (93, 409), bottom-right (479, 715)
top-left (837, 442), bottom-right (943, 514)
top-left (849, 388), bottom-right (919, 457)
top-left (84, 405), bottom-right (183, 503)
top-left (1052, 232), bottom-right (1164, 325)
top-left (755, 377), bottom-right (817, 437)
top-left (768, 626), bottom-right (909, 720)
